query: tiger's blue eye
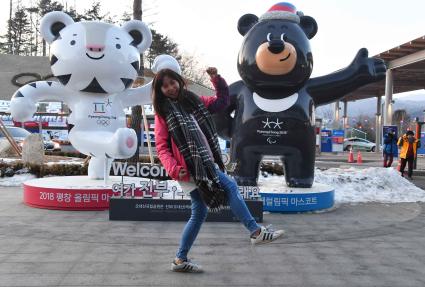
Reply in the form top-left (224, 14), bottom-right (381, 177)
top-left (70, 40), bottom-right (76, 45)
top-left (116, 44), bottom-right (121, 49)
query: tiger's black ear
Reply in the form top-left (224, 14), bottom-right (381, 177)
top-left (238, 14), bottom-right (258, 36)
top-left (40, 11), bottom-right (74, 44)
top-left (122, 20), bottom-right (152, 53)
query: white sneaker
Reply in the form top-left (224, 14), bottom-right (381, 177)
top-left (171, 259), bottom-right (203, 273)
top-left (251, 225), bottom-right (284, 245)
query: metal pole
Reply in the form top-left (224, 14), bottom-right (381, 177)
top-left (8, 0), bottom-right (12, 54)
top-left (413, 122), bottom-right (421, 170)
top-left (375, 96), bottom-right (382, 153)
top-left (343, 100), bottom-right (348, 131)
top-left (0, 118), bottom-right (21, 156)
top-left (384, 69), bottom-right (393, 125)
top-left (141, 106), bottom-right (154, 164)
top-left (334, 101), bottom-right (340, 129)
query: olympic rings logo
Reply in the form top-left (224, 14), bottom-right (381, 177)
top-left (11, 72), bottom-right (56, 87)
top-left (96, 119), bottom-right (110, 126)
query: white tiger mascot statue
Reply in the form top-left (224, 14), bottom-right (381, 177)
top-left (10, 11), bottom-right (180, 180)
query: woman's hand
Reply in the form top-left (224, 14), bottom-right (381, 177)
top-left (206, 67), bottom-right (218, 79)
top-left (178, 168), bottom-right (188, 180)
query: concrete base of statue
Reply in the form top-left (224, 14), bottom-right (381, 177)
top-left (22, 176), bottom-right (151, 210)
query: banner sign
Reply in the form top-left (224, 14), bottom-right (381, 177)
top-left (109, 179), bottom-right (263, 222)
top-left (0, 100), bottom-right (10, 112)
top-left (320, 129), bottom-right (332, 152)
top-left (111, 162), bottom-right (169, 180)
top-left (332, 129), bottom-right (345, 152)
top-left (417, 132), bottom-right (425, 155)
top-left (109, 198), bottom-right (263, 222)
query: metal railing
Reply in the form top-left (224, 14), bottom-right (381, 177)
top-left (345, 127), bottom-right (367, 139)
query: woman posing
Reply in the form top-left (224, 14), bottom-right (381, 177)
top-left (153, 67), bottom-right (284, 273)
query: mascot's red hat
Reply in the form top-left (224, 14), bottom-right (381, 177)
top-left (260, 2), bottom-right (304, 23)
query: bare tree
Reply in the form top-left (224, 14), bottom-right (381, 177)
top-left (129, 0), bottom-right (143, 162)
top-left (351, 114), bottom-right (375, 141)
top-left (392, 109), bottom-right (411, 134)
top-left (7, 0), bottom-right (13, 53)
top-left (180, 53), bottom-right (210, 87)
top-left (316, 104), bottom-right (335, 128)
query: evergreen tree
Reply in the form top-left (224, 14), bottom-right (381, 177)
top-left (37, 0), bottom-right (64, 56)
top-left (37, 0), bottom-right (64, 17)
top-left (82, 2), bottom-right (103, 21)
top-left (121, 11), bottom-right (132, 23)
top-left (80, 2), bottom-right (115, 23)
top-left (0, 7), bottom-right (32, 55)
top-left (66, 7), bottom-right (85, 22)
top-left (146, 29), bottom-right (180, 68)
top-left (26, 7), bottom-right (41, 56)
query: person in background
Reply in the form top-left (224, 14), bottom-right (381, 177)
top-left (397, 130), bottom-right (421, 179)
top-left (383, 129), bottom-right (397, 167)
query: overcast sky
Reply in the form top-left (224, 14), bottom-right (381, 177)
top-left (1, 0), bottom-right (424, 99)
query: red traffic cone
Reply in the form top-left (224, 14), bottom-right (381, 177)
top-left (348, 149), bottom-right (354, 163)
top-left (357, 151), bottom-right (363, 164)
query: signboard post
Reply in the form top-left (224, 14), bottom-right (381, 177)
top-left (320, 129), bottom-right (332, 152)
top-left (332, 130), bottom-right (345, 152)
top-left (108, 161), bottom-right (263, 222)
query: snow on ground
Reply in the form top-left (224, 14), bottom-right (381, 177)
top-left (2, 157), bottom-right (84, 166)
top-left (0, 174), bottom-right (35, 187)
top-left (259, 167), bottom-right (425, 204)
top-left (45, 160), bottom-right (84, 166)
top-left (0, 158), bottom-right (20, 163)
top-left (0, 165), bottom-right (424, 203)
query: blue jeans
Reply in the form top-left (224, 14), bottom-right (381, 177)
top-left (176, 170), bottom-right (261, 260)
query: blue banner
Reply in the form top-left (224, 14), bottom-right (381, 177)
top-left (321, 129), bottom-right (332, 152)
top-left (418, 132), bottom-right (425, 155)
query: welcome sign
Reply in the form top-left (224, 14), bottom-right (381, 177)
top-left (109, 161), bottom-right (263, 222)
top-left (111, 162), bottom-right (169, 180)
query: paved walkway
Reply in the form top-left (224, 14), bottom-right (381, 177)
top-left (315, 152), bottom-right (425, 171)
top-left (1, 184), bottom-right (425, 286)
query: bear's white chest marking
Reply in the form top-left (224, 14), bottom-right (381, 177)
top-left (253, 92), bottom-right (298, 113)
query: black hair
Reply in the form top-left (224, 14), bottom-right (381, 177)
top-left (152, 69), bottom-right (187, 118)
top-left (406, 130), bottom-right (414, 136)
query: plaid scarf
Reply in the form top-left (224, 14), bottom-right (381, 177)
top-left (164, 91), bottom-right (227, 209)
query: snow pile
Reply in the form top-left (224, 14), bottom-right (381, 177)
top-left (0, 158), bottom-right (20, 163)
top-left (0, 174), bottom-right (35, 187)
top-left (259, 167), bottom-right (425, 204)
top-left (315, 167), bottom-right (425, 203)
top-left (0, 165), bottom-right (424, 204)
top-left (45, 160), bottom-right (84, 166)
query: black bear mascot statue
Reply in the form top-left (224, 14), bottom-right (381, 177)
top-left (214, 2), bottom-right (386, 187)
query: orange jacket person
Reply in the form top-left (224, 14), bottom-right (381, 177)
top-left (397, 130), bottom-right (421, 179)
